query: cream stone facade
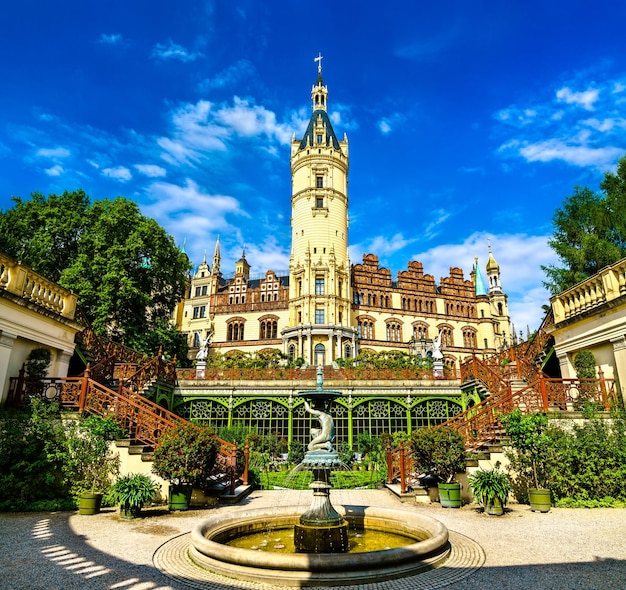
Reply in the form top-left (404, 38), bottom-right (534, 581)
top-left (0, 253), bottom-right (81, 404)
top-left (176, 62), bottom-right (512, 370)
top-left (549, 256), bottom-right (626, 405)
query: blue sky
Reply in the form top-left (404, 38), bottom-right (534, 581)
top-left (2, 1), bottom-right (626, 334)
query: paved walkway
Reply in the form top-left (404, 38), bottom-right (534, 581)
top-left (1, 490), bottom-right (625, 589)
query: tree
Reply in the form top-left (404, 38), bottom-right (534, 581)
top-left (0, 190), bottom-right (89, 281)
top-left (543, 156), bottom-right (626, 294)
top-left (0, 191), bottom-right (191, 357)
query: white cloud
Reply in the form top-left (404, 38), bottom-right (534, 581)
top-left (377, 113), bottom-right (406, 135)
top-left (359, 233), bottom-right (418, 257)
top-left (151, 40), bottom-right (202, 63)
top-left (239, 237), bottom-right (290, 274)
top-left (134, 164), bottom-right (167, 177)
top-left (199, 60), bottom-right (255, 91)
top-left (99, 33), bottom-right (122, 45)
top-left (495, 72), bottom-right (626, 171)
top-left (44, 164), bottom-right (64, 176)
top-left (36, 147), bottom-right (70, 159)
top-left (102, 166), bottom-right (132, 181)
top-left (158, 98), bottom-right (296, 165)
top-left (518, 139), bottom-right (622, 169)
top-left (556, 86), bottom-right (600, 110)
top-left (411, 232), bottom-right (557, 329)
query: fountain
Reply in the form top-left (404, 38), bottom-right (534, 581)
top-left (187, 368), bottom-right (452, 587)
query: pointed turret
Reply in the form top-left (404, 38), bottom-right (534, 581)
top-left (474, 257), bottom-right (487, 296)
top-left (211, 236), bottom-right (221, 277)
top-left (297, 53), bottom-right (342, 152)
top-left (486, 241), bottom-right (502, 294)
top-left (235, 248), bottom-right (250, 281)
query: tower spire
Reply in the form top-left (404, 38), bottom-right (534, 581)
top-left (211, 236), bottom-right (221, 276)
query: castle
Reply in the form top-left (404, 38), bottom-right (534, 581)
top-left (176, 60), bottom-right (512, 371)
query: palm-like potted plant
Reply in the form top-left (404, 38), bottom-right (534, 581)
top-left (109, 473), bottom-right (158, 519)
top-left (468, 466), bottom-right (511, 515)
top-left (501, 409), bottom-right (552, 512)
top-left (410, 425), bottom-right (466, 508)
top-left (151, 422), bottom-right (220, 511)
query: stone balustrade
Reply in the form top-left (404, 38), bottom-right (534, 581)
top-left (0, 253), bottom-right (78, 319)
top-left (551, 257), bottom-right (626, 323)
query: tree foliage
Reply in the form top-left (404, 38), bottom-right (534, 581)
top-left (543, 156), bottom-right (626, 294)
top-left (410, 425), bottom-right (466, 483)
top-left (0, 190), bottom-right (191, 357)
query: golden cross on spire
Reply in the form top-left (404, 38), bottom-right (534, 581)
top-left (314, 52), bottom-right (323, 72)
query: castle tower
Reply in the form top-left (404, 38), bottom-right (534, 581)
top-left (485, 244), bottom-right (512, 348)
top-left (283, 55), bottom-right (357, 365)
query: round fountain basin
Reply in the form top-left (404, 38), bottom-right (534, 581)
top-left (190, 505), bottom-right (450, 587)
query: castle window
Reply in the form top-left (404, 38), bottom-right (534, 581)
top-left (227, 320), bottom-right (245, 341)
top-left (315, 277), bottom-right (325, 295)
top-left (260, 318), bottom-right (278, 339)
top-left (316, 176), bottom-right (323, 188)
top-left (344, 344), bottom-right (352, 358)
top-left (386, 322), bottom-right (402, 342)
top-left (202, 285), bottom-right (207, 295)
top-left (195, 287), bottom-right (201, 297)
top-left (192, 306), bottom-right (206, 319)
top-left (193, 332), bottom-right (201, 347)
top-left (317, 134), bottom-right (323, 144)
top-left (463, 329), bottom-right (477, 348)
top-left (316, 197), bottom-right (324, 208)
top-left (315, 309), bottom-right (325, 324)
top-left (439, 326), bottom-right (454, 347)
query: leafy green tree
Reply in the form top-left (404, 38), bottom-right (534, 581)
top-left (0, 190), bottom-right (90, 281)
top-left (0, 191), bottom-right (191, 357)
top-left (543, 156), bottom-right (626, 294)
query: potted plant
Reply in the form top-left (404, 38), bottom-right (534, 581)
top-left (410, 425), bottom-right (466, 508)
top-left (109, 473), bottom-right (158, 519)
top-left (468, 465), bottom-right (511, 515)
top-left (501, 409), bottom-right (551, 512)
top-left (61, 416), bottom-right (122, 515)
top-left (151, 422), bottom-right (220, 511)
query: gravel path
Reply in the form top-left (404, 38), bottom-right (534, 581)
top-left (1, 490), bottom-right (625, 589)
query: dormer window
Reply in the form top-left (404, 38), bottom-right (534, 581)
top-left (317, 134), bottom-right (323, 144)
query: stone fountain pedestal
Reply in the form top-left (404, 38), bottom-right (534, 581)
top-left (294, 460), bottom-right (349, 553)
top-left (293, 369), bottom-right (350, 553)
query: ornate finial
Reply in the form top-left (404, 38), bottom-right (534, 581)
top-left (314, 52), bottom-right (323, 72)
top-left (316, 366), bottom-right (324, 390)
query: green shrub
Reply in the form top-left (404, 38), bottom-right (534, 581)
top-left (410, 426), bottom-right (465, 483)
top-left (152, 422), bottom-right (219, 486)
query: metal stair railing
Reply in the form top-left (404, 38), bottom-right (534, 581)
top-left (10, 367), bottom-right (246, 492)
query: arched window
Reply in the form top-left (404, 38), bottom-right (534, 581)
top-left (314, 343), bottom-right (326, 366)
top-left (288, 344), bottom-right (296, 360)
top-left (227, 319), bottom-right (245, 341)
top-left (344, 344), bottom-right (352, 358)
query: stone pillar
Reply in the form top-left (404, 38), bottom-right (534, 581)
top-left (611, 336), bottom-right (626, 407)
top-left (54, 350), bottom-right (74, 378)
top-left (0, 332), bottom-right (17, 405)
top-left (556, 351), bottom-right (574, 379)
top-left (196, 360), bottom-right (206, 379)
